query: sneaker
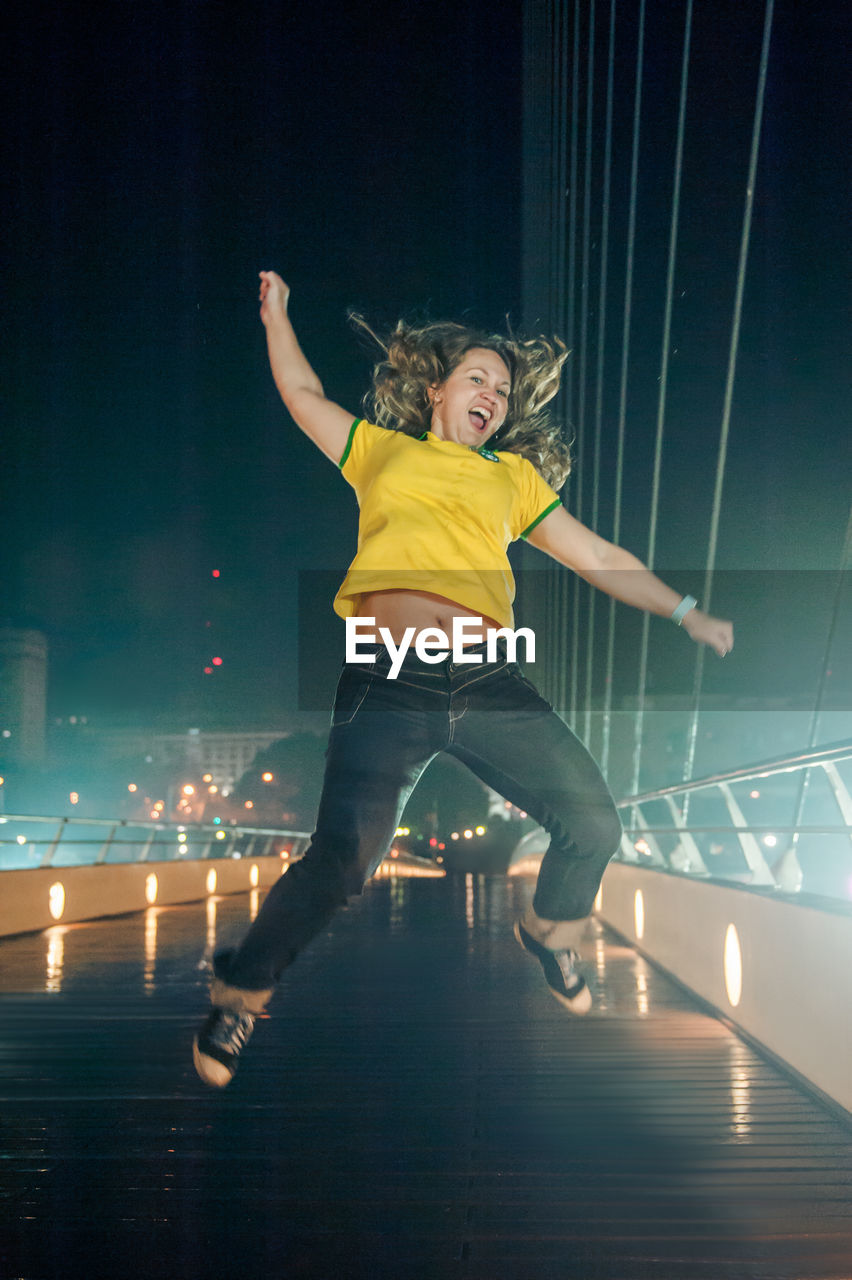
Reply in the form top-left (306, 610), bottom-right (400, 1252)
top-left (193, 1007), bottom-right (257, 1087)
top-left (514, 920), bottom-right (592, 1014)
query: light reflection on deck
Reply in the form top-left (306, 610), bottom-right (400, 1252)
top-left (0, 873), bottom-right (849, 1280)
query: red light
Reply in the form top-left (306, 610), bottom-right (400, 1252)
top-left (212, 657), bottom-right (223, 666)
top-left (212, 569), bottom-right (220, 578)
top-left (203, 667), bottom-right (213, 675)
top-left (429, 837), bottom-right (438, 847)
top-left (438, 842), bottom-right (446, 850)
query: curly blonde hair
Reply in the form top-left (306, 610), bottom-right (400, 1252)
top-left (349, 315), bottom-right (572, 489)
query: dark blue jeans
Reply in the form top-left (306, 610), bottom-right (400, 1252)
top-left (217, 640), bottom-right (622, 991)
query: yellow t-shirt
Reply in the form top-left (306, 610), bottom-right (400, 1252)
top-left (332, 419), bottom-right (562, 629)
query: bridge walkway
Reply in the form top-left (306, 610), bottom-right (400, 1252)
top-left (2, 873), bottom-right (851, 1279)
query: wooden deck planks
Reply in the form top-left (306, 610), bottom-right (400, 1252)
top-left (1, 873), bottom-right (850, 1279)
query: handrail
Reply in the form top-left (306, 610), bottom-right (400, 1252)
top-left (0, 814), bottom-right (311, 838)
top-left (0, 814), bottom-right (313, 871)
top-left (614, 738), bottom-right (852, 890)
top-left (616, 739), bottom-right (852, 808)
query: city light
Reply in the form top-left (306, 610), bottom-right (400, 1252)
top-left (215, 831), bottom-right (226, 841)
top-left (451, 832), bottom-right (459, 840)
top-left (203, 774), bottom-right (213, 783)
top-left (182, 784), bottom-right (195, 796)
top-left (208, 784), bottom-right (218, 794)
top-left (150, 810), bottom-right (160, 820)
top-left (244, 800), bottom-right (253, 809)
top-left (463, 829), bottom-right (473, 839)
top-left (16, 834), bottom-right (26, 846)
top-left (204, 667), bottom-right (213, 675)
top-left (475, 825), bottom-right (485, 835)
top-left (763, 834), bottom-right (778, 848)
top-left (261, 772), bottom-right (274, 783)
top-left (206, 870), bottom-right (217, 894)
top-left (69, 792), bottom-right (79, 805)
top-left (145, 874), bottom-right (158, 905)
top-left (212, 657), bottom-right (223, 666)
top-left (128, 783), bottom-right (138, 793)
top-left (212, 569), bottom-right (221, 578)
top-left (750, 790), bottom-right (760, 799)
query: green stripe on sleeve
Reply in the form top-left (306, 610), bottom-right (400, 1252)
top-left (520, 497), bottom-right (561, 540)
top-left (338, 418), bottom-right (362, 470)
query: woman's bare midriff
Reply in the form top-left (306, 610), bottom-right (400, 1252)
top-left (357, 589), bottom-right (502, 646)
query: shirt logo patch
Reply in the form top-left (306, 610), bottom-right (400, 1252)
top-left (473, 447), bottom-right (500, 463)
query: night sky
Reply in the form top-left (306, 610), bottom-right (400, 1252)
top-left (3, 0), bottom-right (849, 729)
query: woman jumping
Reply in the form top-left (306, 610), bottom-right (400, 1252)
top-left (192, 271), bottom-right (733, 1087)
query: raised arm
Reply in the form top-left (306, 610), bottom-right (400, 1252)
top-left (259, 271), bottom-right (356, 465)
top-left (526, 505), bottom-right (733, 657)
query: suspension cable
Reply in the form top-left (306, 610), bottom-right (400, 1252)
top-left (682, 0), bottom-right (776, 812)
top-left (602, 0), bottom-right (645, 768)
top-left (585, 0), bottom-right (615, 752)
top-left (577, 0), bottom-right (596, 744)
top-left (629, 0), bottom-right (693, 793)
top-left (554, 0), bottom-right (571, 716)
top-left (788, 504), bottom-right (852, 843)
top-left (545, 0), bottom-right (560, 703)
top-left (566, 0), bottom-right (582, 726)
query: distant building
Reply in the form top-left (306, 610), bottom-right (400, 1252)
top-left (93, 727), bottom-right (290, 790)
top-left (0, 628), bottom-right (47, 765)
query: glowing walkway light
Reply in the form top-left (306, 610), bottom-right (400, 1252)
top-left (634, 889), bottom-right (645, 940)
top-left (724, 924), bottom-right (743, 1007)
top-left (49, 882), bottom-right (66, 921)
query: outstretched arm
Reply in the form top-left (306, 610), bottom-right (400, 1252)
top-left (526, 505), bottom-right (733, 657)
top-left (259, 271), bottom-right (356, 464)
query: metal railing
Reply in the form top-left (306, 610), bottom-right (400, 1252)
top-left (0, 814), bottom-right (311, 871)
top-left (615, 739), bottom-right (852, 891)
top-left (4, 739), bottom-right (850, 894)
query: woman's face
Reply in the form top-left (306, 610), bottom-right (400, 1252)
top-left (428, 347), bottom-right (511, 447)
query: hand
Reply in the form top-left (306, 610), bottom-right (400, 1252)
top-left (682, 608), bottom-right (733, 658)
top-left (259, 270), bottom-right (290, 327)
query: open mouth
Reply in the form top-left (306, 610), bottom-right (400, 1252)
top-left (469, 410), bottom-right (490, 431)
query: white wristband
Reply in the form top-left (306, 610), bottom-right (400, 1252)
top-left (671, 594), bottom-right (698, 626)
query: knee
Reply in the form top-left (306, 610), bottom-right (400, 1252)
top-left (597, 806), bottom-right (623, 861)
top-left (297, 835), bottom-right (382, 901)
top-left (552, 801), bottom-right (622, 865)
